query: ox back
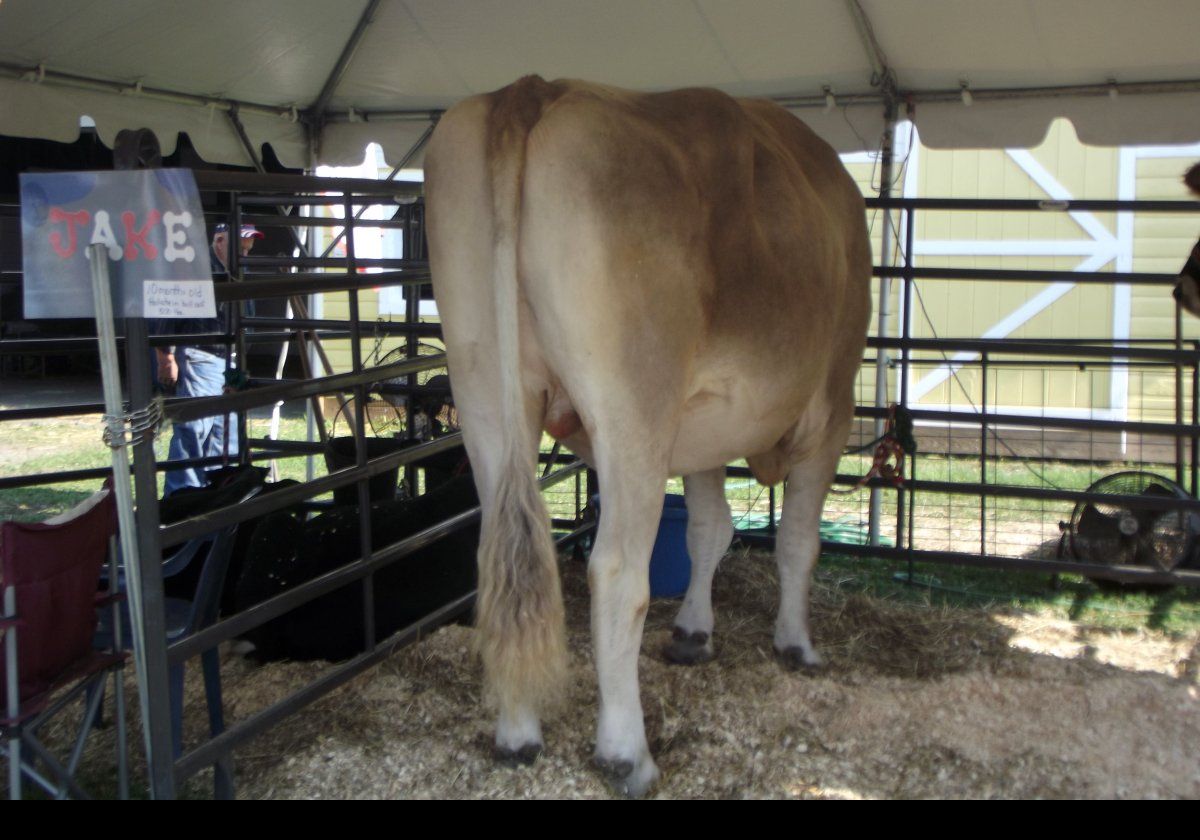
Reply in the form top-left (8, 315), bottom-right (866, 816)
top-left (425, 76), bottom-right (871, 795)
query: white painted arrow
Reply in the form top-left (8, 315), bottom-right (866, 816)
top-left (907, 147), bottom-right (1120, 405)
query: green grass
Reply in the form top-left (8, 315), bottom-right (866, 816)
top-left (0, 412), bottom-right (331, 521)
top-left (812, 551), bottom-right (1200, 635)
top-left (4, 414), bottom-right (1199, 634)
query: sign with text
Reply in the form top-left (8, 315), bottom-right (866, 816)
top-left (142, 280), bottom-right (217, 318)
top-left (20, 169), bottom-right (213, 318)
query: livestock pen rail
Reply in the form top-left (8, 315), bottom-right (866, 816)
top-left (3, 180), bottom-right (1200, 799)
top-left (0, 170), bottom-right (590, 799)
top-left (734, 196), bottom-right (1200, 591)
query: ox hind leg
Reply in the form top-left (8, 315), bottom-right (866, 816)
top-left (773, 439), bottom-right (843, 670)
top-left (664, 467), bottom-right (733, 665)
top-left (588, 441), bottom-right (672, 796)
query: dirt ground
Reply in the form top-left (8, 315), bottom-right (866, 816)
top-left (144, 547), bottom-right (1199, 800)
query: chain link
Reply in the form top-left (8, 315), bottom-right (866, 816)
top-left (102, 396), bottom-right (165, 449)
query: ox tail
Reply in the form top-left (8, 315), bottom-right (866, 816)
top-left (1186, 162), bottom-right (1200, 198)
top-left (475, 76), bottom-right (569, 716)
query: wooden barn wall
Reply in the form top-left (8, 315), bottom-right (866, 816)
top-left (843, 119), bottom-right (1200, 440)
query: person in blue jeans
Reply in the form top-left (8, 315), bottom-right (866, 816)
top-left (159, 347), bottom-right (234, 495)
top-left (155, 223), bottom-right (263, 495)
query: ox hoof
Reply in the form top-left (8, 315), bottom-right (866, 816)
top-left (664, 627), bottom-right (715, 666)
top-left (775, 645), bottom-right (823, 673)
top-left (593, 754), bottom-right (661, 798)
top-left (494, 742), bottom-right (543, 767)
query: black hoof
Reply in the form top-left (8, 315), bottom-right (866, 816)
top-left (593, 754), bottom-right (661, 797)
top-left (775, 645), bottom-right (822, 673)
top-left (593, 756), bottom-right (634, 782)
top-left (494, 742), bottom-right (542, 767)
top-left (664, 627), bottom-right (714, 666)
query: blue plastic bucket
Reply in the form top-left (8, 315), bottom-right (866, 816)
top-left (649, 494), bottom-right (691, 598)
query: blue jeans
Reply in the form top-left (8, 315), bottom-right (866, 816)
top-left (163, 348), bottom-right (238, 496)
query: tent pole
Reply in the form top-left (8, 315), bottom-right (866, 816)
top-left (846, 0), bottom-right (902, 546)
top-left (305, 122), bottom-right (321, 480)
top-left (5, 59), bottom-right (1198, 134)
top-left (89, 248), bottom-right (176, 799)
top-left (308, 0), bottom-right (385, 123)
top-left (227, 106), bottom-right (264, 173)
top-left (868, 100), bottom-right (899, 547)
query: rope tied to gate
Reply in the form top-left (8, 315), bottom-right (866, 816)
top-left (831, 404), bottom-right (915, 494)
top-left (102, 396), bottom-right (165, 449)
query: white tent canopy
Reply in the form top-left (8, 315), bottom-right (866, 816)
top-left (2, 0), bottom-right (1200, 168)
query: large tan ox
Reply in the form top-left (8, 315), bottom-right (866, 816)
top-left (425, 76), bottom-right (871, 795)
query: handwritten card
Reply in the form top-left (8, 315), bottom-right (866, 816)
top-left (143, 280), bottom-right (217, 318)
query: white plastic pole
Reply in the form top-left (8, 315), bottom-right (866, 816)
top-left (869, 114), bottom-right (898, 546)
top-left (86, 244), bottom-right (157, 784)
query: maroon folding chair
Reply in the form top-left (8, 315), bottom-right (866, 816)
top-left (2, 488), bottom-right (129, 799)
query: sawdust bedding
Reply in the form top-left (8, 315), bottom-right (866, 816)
top-left (179, 547), bottom-right (1196, 800)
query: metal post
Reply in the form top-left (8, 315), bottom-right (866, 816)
top-left (304, 131), bottom-right (320, 483)
top-left (897, 205), bottom-right (914, 553)
top-left (345, 195), bottom-right (377, 652)
top-left (903, 206), bottom-right (917, 570)
top-left (907, 454), bottom-right (917, 582)
top-left (267, 298), bottom-right (293, 481)
top-left (124, 318), bottom-right (177, 798)
top-left (404, 207), bottom-right (421, 494)
top-left (224, 191), bottom-right (248, 469)
top-left (900, 207), bottom-right (915, 407)
top-left (89, 248), bottom-right (175, 798)
top-left (869, 103), bottom-right (899, 546)
top-left (1176, 305), bottom-right (1185, 487)
top-left (980, 351), bottom-right (989, 558)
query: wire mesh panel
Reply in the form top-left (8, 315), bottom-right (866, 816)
top-left (794, 197), bottom-right (1200, 589)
